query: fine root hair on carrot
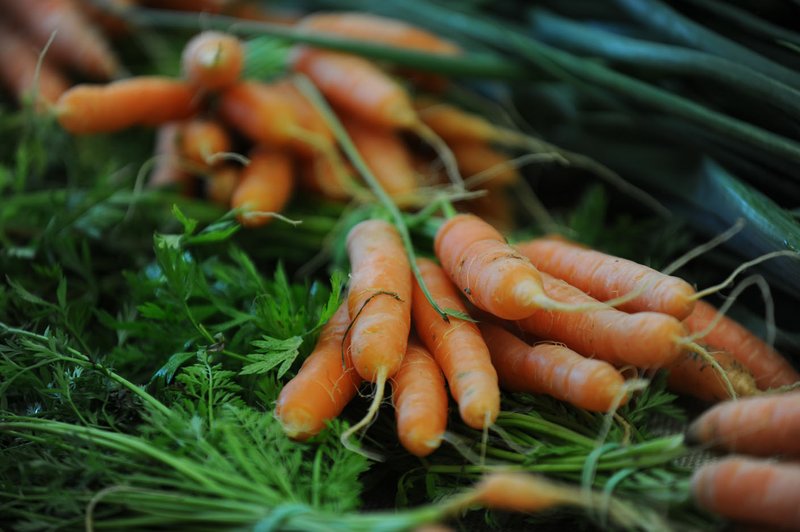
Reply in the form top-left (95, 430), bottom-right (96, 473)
top-left (203, 151), bottom-right (250, 166)
top-left (661, 218), bottom-right (746, 276)
top-left (339, 367), bottom-right (388, 462)
top-left (689, 249), bottom-right (800, 302)
top-left (681, 342), bottom-right (738, 400)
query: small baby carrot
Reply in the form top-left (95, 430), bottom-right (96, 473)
top-left (411, 258), bottom-right (499, 430)
top-left (479, 322), bottom-right (628, 412)
top-left (181, 30), bottom-right (244, 92)
top-left (666, 348), bottom-right (759, 403)
top-left (230, 147), bottom-right (294, 227)
top-left (686, 392), bottom-right (800, 457)
top-left (55, 77), bottom-right (198, 134)
top-left (391, 339), bottom-right (448, 457)
top-left (274, 303), bottom-right (362, 441)
top-left (178, 118), bottom-right (232, 167)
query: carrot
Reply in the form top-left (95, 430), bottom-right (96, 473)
top-left (178, 118), bottom-right (232, 167)
top-left (683, 300), bottom-right (800, 390)
top-left (469, 471), bottom-right (581, 513)
top-left (147, 122), bottom-right (193, 192)
top-left (298, 11), bottom-right (461, 56)
top-left (341, 219), bottom-right (412, 456)
top-left (230, 147), bottom-right (294, 227)
top-left (686, 392), bottom-right (800, 456)
top-left (515, 271), bottom-right (689, 369)
top-left (391, 339), bottom-right (448, 457)
top-left (0, 0), bottom-right (120, 80)
top-left (691, 456), bottom-right (800, 530)
top-left (411, 258), bottom-right (499, 429)
top-left (55, 76), bottom-right (198, 134)
top-left (298, 153), bottom-right (360, 201)
top-left (450, 141), bottom-right (520, 189)
top-left (0, 25), bottom-right (70, 110)
top-left (479, 322), bottom-right (629, 412)
top-left (181, 30), bottom-right (244, 92)
top-left (460, 188), bottom-right (516, 234)
top-left (203, 163), bottom-right (240, 206)
top-left (666, 348), bottom-right (759, 403)
top-left (414, 98), bottom-right (506, 145)
top-left (516, 235), bottom-right (697, 320)
top-left (274, 303), bottom-right (362, 441)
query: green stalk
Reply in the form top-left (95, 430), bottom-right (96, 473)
top-left (496, 411), bottom-right (597, 447)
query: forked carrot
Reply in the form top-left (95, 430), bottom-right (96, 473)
top-left (391, 339), bottom-right (448, 457)
top-left (230, 147), bottom-right (294, 227)
top-left (666, 348), bottom-right (759, 403)
top-left (181, 30), bottom-right (244, 92)
top-left (691, 456), bottom-right (800, 530)
top-left (178, 118), bottom-right (232, 167)
top-left (274, 303), bottom-right (362, 441)
top-left (683, 300), bottom-right (800, 390)
top-left (479, 322), bottom-right (629, 412)
top-left (0, 0), bottom-right (120, 80)
top-left (0, 26), bottom-right (70, 110)
top-left (203, 163), bottom-right (240, 206)
top-left (55, 77), bottom-right (198, 134)
top-left (686, 392), bottom-right (800, 456)
top-left (516, 235), bottom-right (697, 320)
top-left (411, 258), bottom-right (499, 429)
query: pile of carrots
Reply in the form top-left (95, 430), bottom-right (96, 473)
top-left (19, 3), bottom-right (800, 530)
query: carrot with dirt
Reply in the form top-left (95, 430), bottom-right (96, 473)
top-left (666, 348), bottom-right (759, 403)
top-left (391, 339), bottom-right (448, 457)
top-left (274, 303), bottom-right (362, 441)
top-left (181, 30), bottom-right (244, 91)
top-left (55, 76), bottom-right (198, 134)
top-left (411, 257), bottom-right (499, 430)
top-left (230, 147), bottom-right (294, 227)
top-left (686, 392), bottom-right (800, 456)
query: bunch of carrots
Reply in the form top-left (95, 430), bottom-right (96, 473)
top-left (27, 3), bottom-right (800, 530)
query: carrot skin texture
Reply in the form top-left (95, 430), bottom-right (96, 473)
top-left (274, 303), bottom-right (362, 441)
top-left (230, 148), bottom-right (294, 227)
top-left (434, 213), bottom-right (547, 320)
top-left (516, 236), bottom-right (696, 319)
top-left (686, 392), bottom-right (800, 457)
top-left (411, 258), bottom-right (500, 429)
top-left (55, 77), bottom-right (198, 134)
top-left (181, 31), bottom-right (244, 91)
top-left (691, 456), bottom-right (800, 530)
top-left (683, 300), bottom-right (800, 390)
top-left (218, 81), bottom-right (298, 147)
top-left (346, 219), bottom-right (412, 381)
top-left (666, 349), bottom-right (759, 403)
top-left (515, 272), bottom-right (686, 368)
top-left (0, 27), bottom-right (70, 109)
top-left (391, 340), bottom-right (448, 457)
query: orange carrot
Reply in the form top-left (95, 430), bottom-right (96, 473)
top-left (147, 122), bottom-right (193, 192)
top-left (0, 0), bottom-right (120, 80)
top-left (683, 300), bottom-right (800, 390)
top-left (411, 258), bottom-right (499, 429)
top-left (450, 141), bottom-right (520, 189)
top-left (415, 98), bottom-right (503, 145)
top-left (230, 148), bottom-right (294, 227)
top-left (274, 303), bottom-right (362, 441)
top-left (691, 456), bottom-right (800, 530)
top-left (470, 471), bottom-right (581, 513)
top-left (516, 235), bottom-right (697, 320)
top-left (55, 77), bottom-right (198, 134)
top-left (391, 339), bottom-right (448, 457)
top-left (479, 322), bottom-right (628, 412)
top-left (460, 188), bottom-right (516, 234)
top-left (181, 30), bottom-right (244, 92)
top-left (686, 392), bottom-right (800, 456)
top-left (666, 348), bottom-right (759, 403)
top-left (298, 11), bottom-right (461, 55)
top-left (515, 271), bottom-right (688, 369)
top-left (298, 153), bottom-right (358, 201)
top-left (203, 163), bottom-right (240, 206)
top-left (0, 25), bottom-right (70, 110)
top-left (178, 118), bottom-right (232, 167)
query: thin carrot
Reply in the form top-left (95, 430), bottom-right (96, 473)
top-left (181, 30), bottom-right (244, 92)
top-left (479, 322), bottom-right (628, 412)
top-left (666, 348), bottom-right (759, 403)
top-left (391, 339), bottom-right (448, 457)
top-left (691, 456), bottom-right (800, 530)
top-left (274, 303), bottom-right (362, 441)
top-left (203, 163), bottom-right (240, 206)
top-left (516, 235), bottom-right (697, 320)
top-left (230, 147), bottom-right (294, 227)
top-left (411, 258), bottom-right (499, 429)
top-left (686, 392), bottom-right (800, 456)
top-left (450, 141), bottom-right (520, 189)
top-left (0, 0), bottom-right (120, 80)
top-left (55, 76), bottom-right (198, 134)
top-left (469, 471), bottom-right (581, 513)
top-left (178, 118), bottom-right (232, 167)
top-left (683, 300), bottom-right (800, 390)
top-left (515, 271), bottom-right (688, 369)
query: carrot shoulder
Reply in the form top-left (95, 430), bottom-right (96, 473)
top-left (181, 30), bottom-right (244, 91)
top-left (274, 303), bottom-right (362, 441)
top-left (411, 258), bottom-right (499, 429)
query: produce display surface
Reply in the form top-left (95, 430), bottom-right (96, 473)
top-left (1, 1), bottom-right (799, 531)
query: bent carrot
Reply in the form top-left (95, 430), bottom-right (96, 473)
top-left (274, 303), bottom-right (362, 441)
top-left (666, 348), bottom-right (759, 403)
top-left (515, 271), bottom-right (687, 369)
top-left (178, 118), bottom-right (232, 167)
top-left (0, 26), bottom-right (70, 110)
top-left (516, 235), bottom-right (697, 320)
top-left (686, 392), bottom-right (800, 457)
top-left (391, 339), bottom-right (448, 457)
top-left (0, 0), bottom-right (120, 80)
top-left (411, 258), bottom-right (499, 429)
top-left (230, 148), bottom-right (294, 227)
top-left (691, 456), bottom-right (800, 530)
top-left (55, 77), bottom-right (198, 134)
top-left (479, 322), bottom-right (628, 412)
top-left (683, 300), bottom-right (800, 390)
top-left (181, 30), bottom-right (244, 92)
